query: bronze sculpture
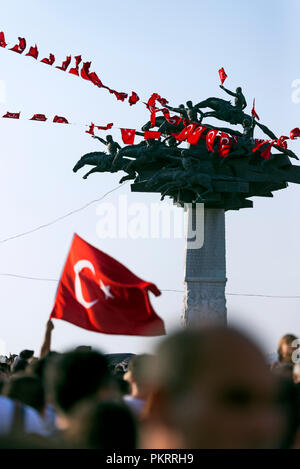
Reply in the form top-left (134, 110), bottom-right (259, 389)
top-left (73, 82), bottom-right (300, 211)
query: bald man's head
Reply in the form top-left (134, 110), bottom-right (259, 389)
top-left (146, 326), bottom-right (290, 449)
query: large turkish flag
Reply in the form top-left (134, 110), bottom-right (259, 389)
top-left (50, 234), bottom-right (165, 336)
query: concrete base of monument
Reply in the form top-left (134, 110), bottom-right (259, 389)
top-left (182, 206), bottom-right (227, 326)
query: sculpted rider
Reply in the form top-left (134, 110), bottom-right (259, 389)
top-left (219, 85), bottom-right (247, 111)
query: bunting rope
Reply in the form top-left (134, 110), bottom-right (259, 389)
top-left (0, 273), bottom-right (299, 299)
top-left (1, 105), bottom-right (299, 154)
top-left (0, 31), bottom-right (140, 105)
top-left (0, 181), bottom-right (128, 244)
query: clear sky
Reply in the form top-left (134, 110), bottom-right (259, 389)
top-left (0, 0), bottom-right (299, 357)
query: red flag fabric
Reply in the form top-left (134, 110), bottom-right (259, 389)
top-left (176, 123), bottom-right (198, 141)
top-left (53, 115), bottom-right (69, 124)
top-left (231, 135), bottom-right (238, 145)
top-left (253, 139), bottom-right (268, 152)
top-left (187, 125), bottom-right (208, 145)
top-left (147, 93), bottom-right (168, 109)
top-left (251, 99), bottom-right (260, 120)
top-left (25, 45), bottom-right (38, 59)
top-left (206, 129), bottom-right (219, 152)
top-left (261, 140), bottom-right (276, 160)
top-left (144, 131), bottom-right (161, 139)
top-left (50, 234), bottom-right (165, 336)
top-left (113, 91), bottom-right (128, 102)
top-left (56, 55), bottom-right (71, 71)
top-left (121, 128), bottom-right (136, 144)
top-left (89, 72), bottom-right (103, 88)
top-left (69, 55), bottom-right (82, 76)
top-left (218, 67), bottom-right (227, 85)
top-left (96, 123), bottom-right (113, 131)
top-left (86, 123), bottom-right (95, 135)
top-left (276, 135), bottom-right (289, 150)
top-left (81, 61), bottom-right (92, 80)
top-left (30, 114), bottom-right (47, 121)
top-left (161, 108), bottom-right (182, 126)
top-left (10, 37), bottom-right (26, 54)
top-left (41, 53), bottom-right (55, 65)
top-left (290, 127), bottom-right (300, 140)
top-left (253, 139), bottom-right (274, 159)
top-left (218, 132), bottom-right (232, 157)
top-left (0, 32), bottom-right (7, 48)
top-left (2, 112), bottom-right (20, 119)
top-left (129, 91), bottom-right (140, 106)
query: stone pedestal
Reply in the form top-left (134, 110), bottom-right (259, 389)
top-left (182, 205), bottom-right (227, 326)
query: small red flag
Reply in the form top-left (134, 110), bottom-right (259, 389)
top-left (121, 128), bottom-right (136, 144)
top-left (253, 139), bottom-right (274, 159)
top-left (218, 67), bottom-right (227, 85)
top-left (69, 55), bottom-right (82, 76)
top-left (53, 115), bottom-right (69, 124)
top-left (187, 125), bottom-right (208, 145)
top-left (129, 91), bottom-right (140, 106)
top-left (81, 62), bottom-right (92, 80)
top-left (89, 72), bottom-right (103, 88)
top-left (56, 55), bottom-right (71, 71)
top-left (144, 131), bottom-right (161, 139)
top-left (160, 108), bottom-right (182, 126)
top-left (261, 140), bottom-right (276, 160)
top-left (30, 114), bottom-right (47, 121)
top-left (2, 112), bottom-right (20, 119)
top-left (175, 123), bottom-right (198, 141)
top-left (10, 37), bottom-right (26, 54)
top-left (96, 123), bottom-right (113, 131)
top-left (147, 93), bottom-right (168, 109)
top-left (218, 132), bottom-right (232, 157)
top-left (231, 135), bottom-right (239, 145)
top-left (253, 139), bottom-right (267, 152)
top-left (41, 53), bottom-right (55, 65)
top-left (113, 91), bottom-right (128, 102)
top-left (276, 135), bottom-right (289, 150)
top-left (290, 128), bottom-right (300, 140)
top-left (50, 234), bottom-right (165, 336)
top-left (206, 129), bottom-right (219, 152)
top-left (251, 99), bottom-right (260, 120)
top-left (86, 123), bottom-right (95, 135)
top-left (0, 32), bottom-right (7, 48)
top-left (25, 44), bottom-right (38, 59)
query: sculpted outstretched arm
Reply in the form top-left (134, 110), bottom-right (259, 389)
top-left (92, 136), bottom-right (107, 145)
top-left (219, 85), bottom-right (236, 97)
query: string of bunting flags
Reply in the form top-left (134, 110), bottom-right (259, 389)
top-left (2, 107), bottom-right (299, 159)
top-left (0, 31), bottom-right (140, 105)
top-left (1, 37), bottom-right (300, 160)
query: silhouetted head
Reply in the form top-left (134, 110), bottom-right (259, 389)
top-left (242, 118), bottom-right (251, 128)
top-left (20, 350), bottom-right (34, 361)
top-left (236, 87), bottom-right (242, 93)
top-left (66, 400), bottom-right (137, 449)
top-left (106, 135), bottom-right (113, 143)
top-left (3, 376), bottom-right (45, 414)
top-left (145, 326), bottom-right (291, 449)
top-left (179, 104), bottom-right (185, 109)
top-left (45, 350), bottom-right (112, 416)
top-left (186, 101), bottom-right (193, 108)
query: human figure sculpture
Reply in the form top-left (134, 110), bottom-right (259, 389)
top-left (219, 85), bottom-right (247, 111)
top-left (164, 101), bottom-right (204, 123)
top-left (92, 134), bottom-right (121, 157)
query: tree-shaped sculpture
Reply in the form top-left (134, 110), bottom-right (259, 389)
top-left (73, 82), bottom-right (300, 325)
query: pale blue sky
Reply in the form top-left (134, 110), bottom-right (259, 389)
top-left (0, 0), bottom-right (299, 356)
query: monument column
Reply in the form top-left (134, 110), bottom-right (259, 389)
top-left (182, 204), bottom-right (227, 326)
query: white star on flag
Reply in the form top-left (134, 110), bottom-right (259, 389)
top-left (100, 280), bottom-right (114, 300)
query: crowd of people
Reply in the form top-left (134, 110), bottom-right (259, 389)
top-left (0, 320), bottom-right (300, 449)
